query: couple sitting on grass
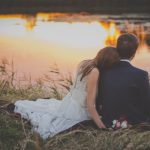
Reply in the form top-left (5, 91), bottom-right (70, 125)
top-left (8, 33), bottom-right (150, 139)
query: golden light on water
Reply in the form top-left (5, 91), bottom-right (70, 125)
top-left (0, 13), bottom-right (149, 78)
top-left (36, 13), bottom-right (68, 21)
top-left (104, 22), bottom-right (120, 46)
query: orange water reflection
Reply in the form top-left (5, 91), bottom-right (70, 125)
top-left (0, 13), bottom-right (150, 79)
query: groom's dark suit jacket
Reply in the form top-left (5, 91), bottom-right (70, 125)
top-left (96, 61), bottom-right (150, 127)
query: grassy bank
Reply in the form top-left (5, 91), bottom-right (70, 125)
top-left (0, 107), bottom-right (150, 150)
top-left (0, 59), bottom-right (150, 150)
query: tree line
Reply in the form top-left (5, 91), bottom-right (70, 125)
top-left (0, 0), bottom-right (149, 13)
top-left (0, 0), bottom-right (149, 7)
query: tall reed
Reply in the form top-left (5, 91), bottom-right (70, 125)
top-left (0, 58), bottom-right (73, 102)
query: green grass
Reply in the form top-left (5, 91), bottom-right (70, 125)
top-left (0, 110), bottom-right (44, 150)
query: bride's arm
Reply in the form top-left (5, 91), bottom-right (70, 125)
top-left (86, 68), bottom-right (106, 129)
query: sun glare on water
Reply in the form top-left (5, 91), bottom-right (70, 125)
top-left (0, 14), bottom-right (120, 78)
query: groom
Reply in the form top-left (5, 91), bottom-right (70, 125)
top-left (96, 33), bottom-right (150, 127)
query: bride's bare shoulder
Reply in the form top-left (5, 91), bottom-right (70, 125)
top-left (87, 68), bottom-right (99, 84)
top-left (89, 68), bottom-right (99, 77)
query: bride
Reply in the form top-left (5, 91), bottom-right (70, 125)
top-left (14, 46), bottom-right (119, 139)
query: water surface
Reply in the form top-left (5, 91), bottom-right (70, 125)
top-left (0, 13), bottom-right (150, 80)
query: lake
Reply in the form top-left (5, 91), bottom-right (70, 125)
top-left (0, 13), bottom-right (150, 80)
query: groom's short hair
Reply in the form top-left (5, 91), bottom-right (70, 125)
top-left (117, 33), bottom-right (139, 59)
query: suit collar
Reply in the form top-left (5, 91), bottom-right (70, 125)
top-left (119, 60), bottom-right (132, 67)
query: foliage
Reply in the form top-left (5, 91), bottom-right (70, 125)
top-left (0, 0), bottom-right (150, 14)
top-left (0, 58), bottom-right (73, 102)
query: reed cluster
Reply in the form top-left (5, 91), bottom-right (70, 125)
top-left (0, 58), bottom-right (73, 102)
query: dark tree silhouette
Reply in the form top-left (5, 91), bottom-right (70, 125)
top-left (0, 0), bottom-right (149, 13)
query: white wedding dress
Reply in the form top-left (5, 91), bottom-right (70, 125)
top-left (14, 69), bottom-right (91, 139)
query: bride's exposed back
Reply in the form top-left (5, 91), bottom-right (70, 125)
top-left (14, 46), bottom-right (119, 139)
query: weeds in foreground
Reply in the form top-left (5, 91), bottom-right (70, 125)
top-left (0, 58), bottom-right (73, 101)
top-left (43, 63), bottom-right (73, 100)
top-left (0, 58), bottom-right (150, 150)
top-left (0, 107), bottom-right (150, 150)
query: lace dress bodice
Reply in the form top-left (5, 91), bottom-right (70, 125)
top-left (69, 73), bottom-right (87, 106)
top-left (55, 73), bottom-right (90, 121)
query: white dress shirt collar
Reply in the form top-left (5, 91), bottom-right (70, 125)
top-left (120, 59), bottom-right (131, 63)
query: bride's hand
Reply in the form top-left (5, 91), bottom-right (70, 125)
top-left (99, 120), bottom-right (106, 129)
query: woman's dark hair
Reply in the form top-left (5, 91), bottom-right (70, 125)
top-left (117, 33), bottom-right (139, 59)
top-left (79, 46), bottom-right (120, 80)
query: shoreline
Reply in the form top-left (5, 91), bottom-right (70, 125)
top-left (0, 11), bottom-right (150, 22)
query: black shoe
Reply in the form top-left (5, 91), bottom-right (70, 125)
top-left (6, 103), bottom-right (15, 113)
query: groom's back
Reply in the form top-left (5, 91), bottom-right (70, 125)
top-left (97, 61), bottom-right (150, 127)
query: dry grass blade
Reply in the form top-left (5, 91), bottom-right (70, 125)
top-left (59, 83), bottom-right (70, 91)
top-left (45, 129), bottom-right (89, 149)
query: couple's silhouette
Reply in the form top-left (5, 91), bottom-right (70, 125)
top-left (13, 33), bottom-right (150, 139)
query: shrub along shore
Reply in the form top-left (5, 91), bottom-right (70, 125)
top-left (0, 0), bottom-right (150, 14)
top-left (0, 6), bottom-right (150, 14)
